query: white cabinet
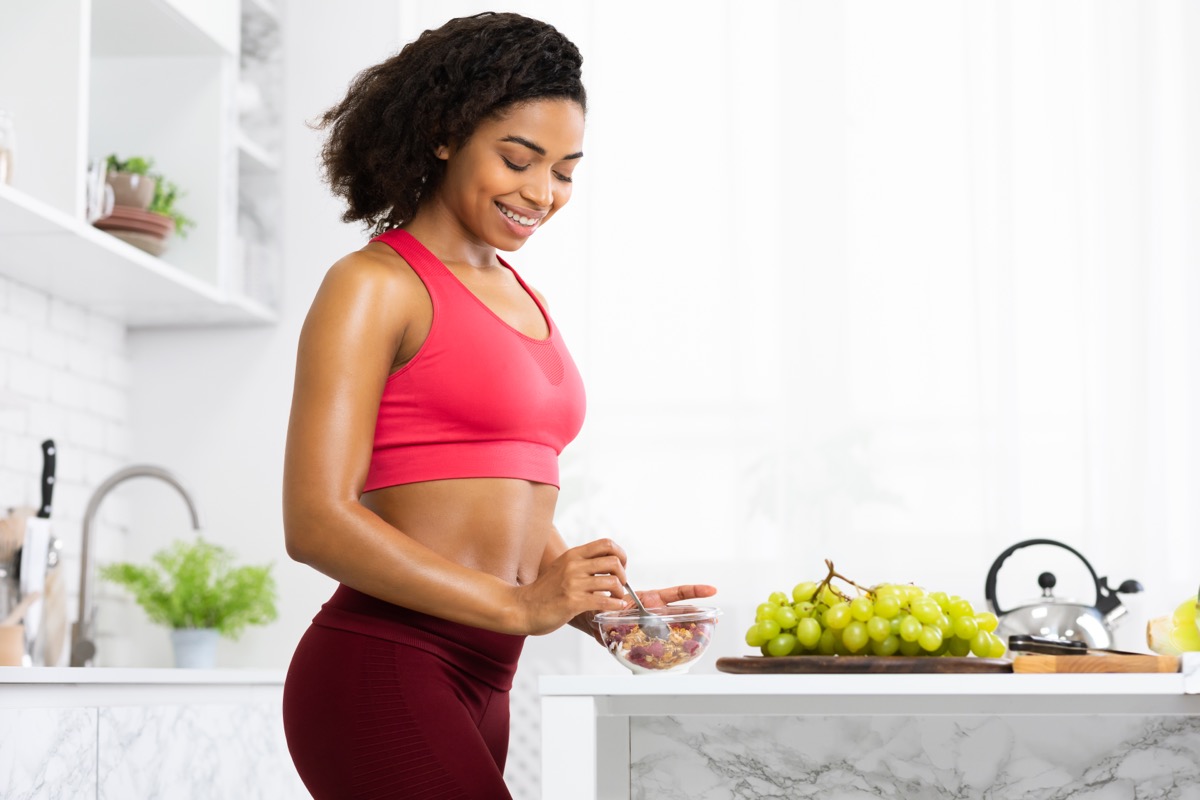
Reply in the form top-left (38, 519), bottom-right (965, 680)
top-left (0, 668), bottom-right (306, 798)
top-left (0, 0), bottom-right (282, 328)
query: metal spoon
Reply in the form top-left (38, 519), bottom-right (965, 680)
top-left (623, 582), bottom-right (671, 641)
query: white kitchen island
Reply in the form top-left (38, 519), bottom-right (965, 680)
top-left (542, 654), bottom-right (1200, 800)
top-left (0, 667), bottom-right (306, 799)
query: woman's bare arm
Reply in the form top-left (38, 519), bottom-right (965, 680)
top-left (283, 250), bottom-right (627, 635)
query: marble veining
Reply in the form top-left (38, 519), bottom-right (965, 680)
top-left (0, 707), bottom-right (97, 799)
top-left (1184, 652), bottom-right (1200, 695)
top-left (98, 703), bottom-right (305, 799)
top-left (631, 715), bottom-right (1200, 800)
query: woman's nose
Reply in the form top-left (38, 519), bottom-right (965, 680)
top-left (521, 171), bottom-right (553, 209)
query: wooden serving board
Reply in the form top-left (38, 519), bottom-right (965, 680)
top-left (716, 656), bottom-right (1013, 674)
top-left (1012, 654), bottom-right (1180, 674)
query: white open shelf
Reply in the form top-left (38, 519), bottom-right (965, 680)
top-left (0, 183), bottom-right (275, 327)
top-left (92, 0), bottom-right (235, 57)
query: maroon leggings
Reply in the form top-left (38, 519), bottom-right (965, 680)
top-left (282, 586), bottom-right (525, 800)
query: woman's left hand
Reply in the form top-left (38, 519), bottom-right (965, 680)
top-left (624, 583), bottom-right (717, 610)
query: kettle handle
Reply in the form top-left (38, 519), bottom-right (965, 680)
top-left (984, 538), bottom-right (1102, 616)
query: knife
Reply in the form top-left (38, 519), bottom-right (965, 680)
top-left (1008, 634), bottom-right (1149, 657)
top-left (18, 440), bottom-right (55, 661)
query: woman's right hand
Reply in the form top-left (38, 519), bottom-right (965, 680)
top-left (511, 538), bottom-right (629, 635)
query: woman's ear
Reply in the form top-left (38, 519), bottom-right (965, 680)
top-left (434, 145), bottom-right (450, 160)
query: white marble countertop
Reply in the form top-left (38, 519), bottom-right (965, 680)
top-left (0, 667), bottom-right (285, 685)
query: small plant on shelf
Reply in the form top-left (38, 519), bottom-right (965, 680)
top-left (103, 153), bottom-right (196, 239)
top-left (148, 177), bottom-right (196, 238)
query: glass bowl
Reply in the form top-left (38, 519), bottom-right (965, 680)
top-left (594, 605), bottom-right (721, 674)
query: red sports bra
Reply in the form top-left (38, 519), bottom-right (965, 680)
top-left (361, 229), bottom-right (586, 492)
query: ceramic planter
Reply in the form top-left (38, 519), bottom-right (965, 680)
top-left (170, 627), bottom-right (218, 668)
top-left (106, 171), bottom-right (157, 211)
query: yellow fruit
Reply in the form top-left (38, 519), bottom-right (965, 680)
top-left (1172, 596), bottom-right (1198, 627)
top-left (1146, 595), bottom-right (1200, 655)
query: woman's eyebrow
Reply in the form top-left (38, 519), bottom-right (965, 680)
top-left (500, 135), bottom-right (583, 160)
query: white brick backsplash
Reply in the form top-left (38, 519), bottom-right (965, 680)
top-left (54, 439), bottom-right (88, 483)
top-left (50, 371), bottom-right (93, 411)
top-left (0, 470), bottom-right (23, 511)
top-left (68, 339), bottom-right (109, 382)
top-left (28, 402), bottom-right (67, 443)
top-left (105, 354), bottom-right (130, 387)
top-left (6, 282), bottom-right (49, 324)
top-left (0, 314), bottom-right (30, 355)
top-left (66, 410), bottom-right (106, 451)
top-left (105, 421), bottom-right (130, 458)
top-left (2, 432), bottom-right (38, 472)
top-left (84, 451), bottom-right (123, 487)
top-left (87, 313), bottom-right (125, 351)
top-left (9, 355), bottom-right (50, 400)
top-left (1, 276), bottom-right (131, 588)
top-left (49, 298), bottom-right (89, 339)
top-left (90, 383), bottom-right (126, 421)
top-left (49, 481), bottom-right (90, 525)
top-left (31, 328), bottom-right (70, 370)
top-left (0, 405), bottom-right (25, 436)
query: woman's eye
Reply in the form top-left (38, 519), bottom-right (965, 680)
top-left (501, 156), bottom-right (529, 172)
top-left (554, 171), bottom-right (573, 184)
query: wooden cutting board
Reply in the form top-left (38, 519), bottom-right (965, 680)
top-left (1012, 654), bottom-right (1180, 673)
top-left (716, 655), bottom-right (1013, 674)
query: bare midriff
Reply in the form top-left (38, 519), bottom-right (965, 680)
top-left (360, 478), bottom-right (559, 587)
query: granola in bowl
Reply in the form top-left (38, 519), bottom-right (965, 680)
top-left (595, 605), bottom-right (720, 674)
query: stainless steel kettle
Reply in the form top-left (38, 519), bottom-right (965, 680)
top-left (984, 538), bottom-right (1143, 650)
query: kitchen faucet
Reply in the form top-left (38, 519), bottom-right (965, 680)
top-left (70, 465), bottom-right (201, 667)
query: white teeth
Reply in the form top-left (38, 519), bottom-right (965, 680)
top-left (497, 203), bottom-right (537, 227)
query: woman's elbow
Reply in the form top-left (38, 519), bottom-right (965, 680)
top-left (282, 503), bottom-right (332, 565)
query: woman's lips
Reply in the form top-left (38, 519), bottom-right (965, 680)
top-left (495, 201), bottom-right (543, 237)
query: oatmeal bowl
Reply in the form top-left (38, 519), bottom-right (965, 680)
top-left (594, 605), bottom-right (721, 674)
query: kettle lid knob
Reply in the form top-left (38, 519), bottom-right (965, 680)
top-left (1038, 572), bottom-right (1057, 596)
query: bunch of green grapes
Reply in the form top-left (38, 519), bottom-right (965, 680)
top-left (745, 573), bottom-right (1007, 659)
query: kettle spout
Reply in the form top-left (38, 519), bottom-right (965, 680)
top-left (1096, 577), bottom-right (1143, 623)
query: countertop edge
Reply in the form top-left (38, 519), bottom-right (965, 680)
top-left (0, 667), bottom-right (286, 685)
top-left (542, 652), bottom-right (1200, 697)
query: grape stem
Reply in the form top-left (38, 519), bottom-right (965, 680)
top-left (815, 559), bottom-right (874, 601)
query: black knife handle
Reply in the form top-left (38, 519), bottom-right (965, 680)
top-left (39, 439), bottom-right (56, 519)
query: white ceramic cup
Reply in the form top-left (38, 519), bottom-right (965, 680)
top-left (86, 160), bottom-right (115, 223)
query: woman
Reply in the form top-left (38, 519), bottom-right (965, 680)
top-left (281, 13), bottom-right (715, 799)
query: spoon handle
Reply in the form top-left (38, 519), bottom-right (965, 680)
top-left (623, 582), bottom-right (649, 614)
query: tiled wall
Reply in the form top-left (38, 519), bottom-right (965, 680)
top-left (0, 274), bottom-right (131, 665)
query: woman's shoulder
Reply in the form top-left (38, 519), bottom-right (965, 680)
top-left (317, 242), bottom-right (427, 304)
top-left (303, 243), bottom-right (431, 340)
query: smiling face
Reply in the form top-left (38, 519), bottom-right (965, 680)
top-left (431, 98), bottom-right (585, 251)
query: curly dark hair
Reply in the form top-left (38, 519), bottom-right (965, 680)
top-left (317, 12), bottom-right (586, 234)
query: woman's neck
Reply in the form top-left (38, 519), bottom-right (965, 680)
top-left (404, 201), bottom-right (498, 269)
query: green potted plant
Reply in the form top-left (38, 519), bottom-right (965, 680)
top-left (101, 538), bottom-right (278, 668)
